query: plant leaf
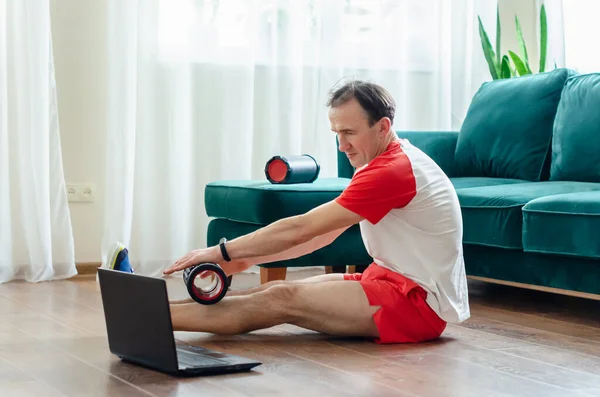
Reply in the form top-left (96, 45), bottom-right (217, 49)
top-left (501, 55), bottom-right (512, 79)
top-left (496, 4), bottom-right (501, 66)
top-left (478, 16), bottom-right (499, 80)
top-left (515, 15), bottom-right (532, 73)
top-left (539, 2), bottom-right (547, 72)
top-left (509, 50), bottom-right (531, 76)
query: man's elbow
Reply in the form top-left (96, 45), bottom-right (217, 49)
top-left (287, 216), bottom-right (317, 246)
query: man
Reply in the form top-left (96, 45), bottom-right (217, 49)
top-left (105, 80), bottom-right (470, 344)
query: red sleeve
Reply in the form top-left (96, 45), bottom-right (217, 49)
top-left (335, 157), bottom-right (417, 224)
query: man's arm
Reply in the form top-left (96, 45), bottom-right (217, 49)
top-left (238, 225), bottom-right (350, 269)
top-left (164, 199), bottom-right (363, 275)
top-left (224, 200), bottom-right (363, 261)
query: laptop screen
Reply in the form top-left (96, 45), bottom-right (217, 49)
top-left (98, 269), bottom-right (179, 373)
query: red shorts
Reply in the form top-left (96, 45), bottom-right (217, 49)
top-left (344, 263), bottom-right (447, 344)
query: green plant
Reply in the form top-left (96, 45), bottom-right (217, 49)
top-left (478, 2), bottom-right (548, 80)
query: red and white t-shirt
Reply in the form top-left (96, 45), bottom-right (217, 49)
top-left (335, 139), bottom-right (470, 323)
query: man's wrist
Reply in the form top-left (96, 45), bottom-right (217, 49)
top-left (208, 245), bottom-right (225, 263)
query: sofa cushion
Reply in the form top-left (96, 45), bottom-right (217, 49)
top-left (454, 68), bottom-right (576, 181)
top-left (457, 181), bottom-right (600, 249)
top-left (523, 191), bottom-right (600, 259)
top-left (550, 73), bottom-right (600, 182)
top-left (205, 178), bottom-right (350, 224)
top-left (451, 177), bottom-right (528, 190)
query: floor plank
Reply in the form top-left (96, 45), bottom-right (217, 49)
top-left (406, 340), bottom-right (600, 392)
top-left (470, 302), bottom-right (600, 342)
top-left (499, 345), bottom-right (600, 377)
top-left (0, 379), bottom-right (67, 397)
top-left (460, 316), bottom-right (600, 358)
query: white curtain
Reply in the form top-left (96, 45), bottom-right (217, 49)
top-left (104, 0), bottom-right (496, 276)
top-left (554, 0), bottom-right (600, 73)
top-left (0, 0), bottom-right (76, 283)
top-left (538, 0), bottom-right (600, 73)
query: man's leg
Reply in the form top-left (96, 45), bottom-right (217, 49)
top-left (170, 279), bottom-right (379, 338)
top-left (225, 273), bottom-right (344, 297)
top-left (169, 272), bottom-right (344, 304)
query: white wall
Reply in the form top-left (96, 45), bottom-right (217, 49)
top-left (49, 0), bottom-right (539, 264)
top-left (50, 0), bottom-right (108, 263)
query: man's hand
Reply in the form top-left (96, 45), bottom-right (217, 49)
top-left (163, 246), bottom-right (251, 276)
top-left (163, 246), bottom-right (220, 275)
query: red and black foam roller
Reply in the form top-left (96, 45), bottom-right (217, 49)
top-left (265, 154), bottom-right (320, 184)
top-left (183, 263), bottom-right (228, 305)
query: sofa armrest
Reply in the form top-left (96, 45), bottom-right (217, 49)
top-left (337, 130), bottom-right (458, 178)
top-left (397, 131), bottom-right (458, 177)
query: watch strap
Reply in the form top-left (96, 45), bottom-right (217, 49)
top-left (219, 237), bottom-right (232, 262)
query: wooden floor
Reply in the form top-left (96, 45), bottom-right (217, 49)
top-left (1, 268), bottom-right (599, 397)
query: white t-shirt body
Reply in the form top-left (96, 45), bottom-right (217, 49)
top-left (336, 138), bottom-right (470, 323)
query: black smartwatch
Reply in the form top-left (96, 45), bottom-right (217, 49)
top-left (219, 237), bottom-right (232, 262)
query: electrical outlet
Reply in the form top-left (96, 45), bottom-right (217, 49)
top-left (66, 183), bottom-right (96, 203)
top-left (80, 184), bottom-right (96, 202)
top-left (66, 184), bottom-right (79, 202)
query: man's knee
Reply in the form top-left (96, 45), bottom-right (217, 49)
top-left (258, 283), bottom-right (301, 320)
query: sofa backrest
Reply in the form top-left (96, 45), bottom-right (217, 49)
top-left (550, 72), bottom-right (600, 183)
top-left (336, 131), bottom-right (459, 178)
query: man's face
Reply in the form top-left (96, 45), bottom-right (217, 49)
top-left (329, 98), bottom-right (384, 168)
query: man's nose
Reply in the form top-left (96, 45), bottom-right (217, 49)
top-left (338, 136), bottom-right (349, 151)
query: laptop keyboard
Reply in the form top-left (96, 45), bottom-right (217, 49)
top-left (176, 348), bottom-right (228, 367)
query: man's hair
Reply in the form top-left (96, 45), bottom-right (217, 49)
top-left (326, 80), bottom-right (396, 126)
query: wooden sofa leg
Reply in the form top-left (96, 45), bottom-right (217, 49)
top-left (260, 267), bottom-right (287, 284)
top-left (326, 265), bottom-right (356, 274)
top-left (325, 266), bottom-right (347, 274)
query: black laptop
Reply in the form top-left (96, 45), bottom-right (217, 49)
top-left (97, 268), bottom-right (262, 376)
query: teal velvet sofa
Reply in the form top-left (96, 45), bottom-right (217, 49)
top-left (205, 68), bottom-right (600, 298)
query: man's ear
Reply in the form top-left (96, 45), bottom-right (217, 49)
top-left (378, 117), bottom-right (392, 136)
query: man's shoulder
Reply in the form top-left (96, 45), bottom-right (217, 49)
top-left (354, 142), bottom-right (415, 181)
